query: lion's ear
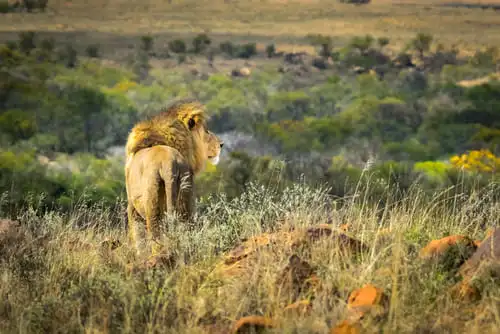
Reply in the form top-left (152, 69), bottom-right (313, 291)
top-left (188, 117), bottom-right (196, 130)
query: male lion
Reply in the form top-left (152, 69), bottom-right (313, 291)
top-left (124, 99), bottom-right (223, 254)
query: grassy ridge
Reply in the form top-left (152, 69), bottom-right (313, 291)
top-left (0, 180), bottom-right (498, 333)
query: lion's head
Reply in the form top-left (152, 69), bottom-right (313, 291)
top-left (206, 130), bottom-right (224, 165)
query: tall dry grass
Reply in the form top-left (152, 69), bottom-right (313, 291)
top-left (0, 176), bottom-right (499, 333)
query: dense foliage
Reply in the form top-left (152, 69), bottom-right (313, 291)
top-left (1, 31), bottom-right (499, 216)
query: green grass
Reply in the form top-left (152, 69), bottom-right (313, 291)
top-left (0, 180), bottom-right (498, 333)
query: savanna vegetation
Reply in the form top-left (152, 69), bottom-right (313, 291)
top-left (1, 0), bottom-right (499, 333)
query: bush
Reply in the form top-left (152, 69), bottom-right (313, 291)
top-left (265, 43), bottom-right (275, 58)
top-left (220, 41), bottom-right (235, 56)
top-left (0, 110), bottom-right (37, 143)
top-left (307, 34), bottom-right (333, 58)
top-left (18, 31), bottom-right (36, 55)
top-left (58, 44), bottom-right (77, 68)
top-left (192, 33), bottom-right (211, 54)
top-left (470, 46), bottom-right (499, 68)
top-left (236, 42), bottom-right (257, 59)
top-left (140, 35), bottom-right (154, 53)
top-left (132, 51), bottom-right (150, 81)
top-left (40, 38), bottom-right (55, 53)
top-left (6, 40), bottom-right (18, 51)
top-left (408, 32), bottom-right (433, 60)
top-left (168, 39), bottom-right (186, 53)
top-left (85, 44), bottom-right (100, 58)
top-left (450, 149), bottom-right (500, 174)
top-left (349, 35), bottom-right (374, 54)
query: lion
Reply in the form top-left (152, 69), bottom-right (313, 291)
top-left (124, 99), bottom-right (223, 254)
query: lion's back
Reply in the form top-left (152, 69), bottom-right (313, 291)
top-left (125, 119), bottom-right (194, 158)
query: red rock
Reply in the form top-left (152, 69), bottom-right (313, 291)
top-left (214, 225), bottom-right (367, 282)
top-left (348, 283), bottom-right (385, 308)
top-left (294, 225), bottom-right (369, 254)
top-left (224, 234), bottom-right (274, 265)
top-left (346, 284), bottom-right (387, 322)
top-left (232, 316), bottom-right (275, 333)
top-left (419, 235), bottom-right (476, 259)
top-left (330, 320), bottom-right (360, 334)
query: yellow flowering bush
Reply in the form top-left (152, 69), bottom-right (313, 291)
top-left (450, 149), bottom-right (500, 173)
top-left (414, 161), bottom-right (450, 181)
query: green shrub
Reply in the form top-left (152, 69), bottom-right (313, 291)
top-left (192, 33), bottom-right (211, 54)
top-left (408, 32), bottom-right (433, 60)
top-left (85, 44), bottom-right (100, 58)
top-left (470, 46), bottom-right (499, 68)
top-left (168, 39), bottom-right (186, 53)
top-left (6, 40), bottom-right (18, 51)
top-left (140, 35), bottom-right (154, 53)
top-left (265, 43), bottom-right (276, 58)
top-left (0, 110), bottom-right (37, 143)
top-left (19, 31), bottom-right (36, 55)
top-left (307, 34), bottom-right (333, 58)
top-left (40, 38), bottom-right (55, 53)
top-left (235, 42), bottom-right (257, 59)
top-left (58, 43), bottom-right (77, 68)
top-left (349, 35), bottom-right (374, 54)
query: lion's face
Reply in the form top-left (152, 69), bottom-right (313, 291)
top-left (205, 130), bottom-right (223, 165)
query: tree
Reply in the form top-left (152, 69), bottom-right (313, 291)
top-left (409, 33), bottom-right (433, 60)
top-left (349, 35), bottom-right (374, 55)
top-left (65, 84), bottom-right (108, 153)
top-left (168, 39), bottom-right (186, 53)
top-left (192, 33), bottom-right (211, 54)
top-left (140, 35), bottom-right (154, 53)
top-left (266, 43), bottom-right (276, 58)
top-left (307, 34), bottom-right (333, 59)
top-left (18, 31), bottom-right (36, 55)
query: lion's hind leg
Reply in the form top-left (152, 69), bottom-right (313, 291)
top-left (176, 169), bottom-right (195, 227)
top-left (127, 202), bottom-right (142, 255)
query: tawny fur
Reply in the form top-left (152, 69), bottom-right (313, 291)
top-left (124, 99), bottom-right (223, 254)
top-left (125, 99), bottom-right (208, 174)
